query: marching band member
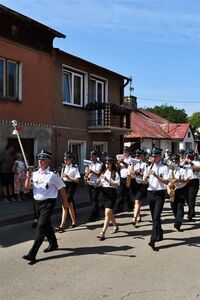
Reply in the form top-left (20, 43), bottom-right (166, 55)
top-left (55, 152), bottom-right (81, 232)
top-left (85, 150), bottom-right (102, 222)
top-left (179, 149), bottom-right (186, 166)
top-left (131, 150), bottom-right (147, 227)
top-left (23, 150), bottom-right (69, 263)
top-left (168, 155), bottom-right (192, 231)
top-left (184, 149), bottom-right (200, 221)
top-left (96, 157), bottom-right (120, 240)
top-left (115, 147), bottom-right (133, 213)
top-left (144, 148), bottom-right (169, 251)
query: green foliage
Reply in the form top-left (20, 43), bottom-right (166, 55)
top-left (188, 112), bottom-right (200, 130)
top-left (146, 105), bottom-right (188, 123)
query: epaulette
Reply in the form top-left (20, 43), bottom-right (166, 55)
top-left (34, 167), bottom-right (39, 172)
top-left (72, 164), bottom-right (78, 168)
top-left (49, 167), bottom-right (57, 174)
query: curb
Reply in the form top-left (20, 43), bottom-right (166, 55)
top-left (0, 201), bottom-right (91, 227)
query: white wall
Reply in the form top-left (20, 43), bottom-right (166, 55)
top-left (160, 140), bottom-right (172, 152)
top-left (183, 127), bottom-right (194, 149)
top-left (141, 139), bottom-right (152, 152)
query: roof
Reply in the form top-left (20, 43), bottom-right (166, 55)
top-left (125, 109), bottom-right (191, 140)
top-left (0, 4), bottom-right (65, 38)
top-left (54, 48), bottom-right (130, 80)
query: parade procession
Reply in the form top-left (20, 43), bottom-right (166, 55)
top-left (0, 3), bottom-right (200, 299)
top-left (6, 120), bottom-right (199, 263)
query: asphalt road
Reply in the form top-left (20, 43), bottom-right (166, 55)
top-left (0, 200), bottom-right (200, 300)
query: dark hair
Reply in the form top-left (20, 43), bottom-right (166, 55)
top-left (108, 162), bottom-right (117, 180)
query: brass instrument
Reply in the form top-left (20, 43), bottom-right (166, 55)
top-left (167, 169), bottom-right (176, 202)
top-left (84, 166), bottom-right (92, 184)
top-left (126, 164), bottom-right (135, 188)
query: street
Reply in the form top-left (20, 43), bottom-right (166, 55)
top-left (0, 200), bottom-right (200, 300)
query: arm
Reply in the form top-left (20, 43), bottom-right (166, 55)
top-left (25, 170), bottom-right (32, 191)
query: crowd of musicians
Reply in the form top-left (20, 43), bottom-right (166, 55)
top-left (22, 147), bottom-right (200, 262)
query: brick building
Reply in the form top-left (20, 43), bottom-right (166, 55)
top-left (0, 5), bottom-right (131, 171)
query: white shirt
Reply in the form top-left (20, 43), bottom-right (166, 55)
top-left (146, 162), bottom-right (169, 191)
top-left (32, 166), bottom-right (65, 201)
top-left (184, 161), bottom-right (200, 180)
top-left (169, 167), bottom-right (190, 189)
top-left (120, 156), bottom-right (132, 178)
top-left (100, 170), bottom-right (120, 189)
top-left (134, 161), bottom-right (147, 184)
top-left (86, 161), bottom-right (102, 183)
top-left (62, 164), bottom-right (80, 182)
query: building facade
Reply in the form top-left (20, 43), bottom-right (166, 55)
top-left (0, 5), bottom-right (131, 171)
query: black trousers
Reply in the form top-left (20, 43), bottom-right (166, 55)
top-left (116, 178), bottom-right (132, 211)
top-left (187, 179), bottom-right (199, 219)
top-left (29, 199), bottom-right (57, 258)
top-left (148, 190), bottom-right (165, 243)
top-left (171, 187), bottom-right (186, 225)
top-left (88, 186), bottom-right (100, 218)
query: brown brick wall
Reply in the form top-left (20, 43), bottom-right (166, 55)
top-left (0, 38), bottom-right (52, 125)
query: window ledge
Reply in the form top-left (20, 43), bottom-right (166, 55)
top-left (62, 102), bottom-right (84, 109)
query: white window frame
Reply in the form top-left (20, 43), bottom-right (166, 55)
top-left (68, 140), bottom-right (86, 174)
top-left (0, 57), bottom-right (6, 98)
top-left (0, 57), bottom-right (22, 100)
top-left (62, 65), bottom-right (86, 107)
top-left (93, 141), bottom-right (108, 153)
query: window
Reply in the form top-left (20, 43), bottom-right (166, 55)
top-left (0, 57), bottom-right (20, 100)
top-left (93, 142), bottom-right (108, 153)
top-left (188, 132), bottom-right (191, 138)
top-left (62, 69), bottom-right (84, 106)
top-left (90, 78), bottom-right (105, 103)
top-left (68, 140), bottom-right (86, 173)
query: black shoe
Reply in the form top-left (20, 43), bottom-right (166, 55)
top-left (187, 216), bottom-right (193, 222)
top-left (43, 244), bottom-right (58, 253)
top-left (69, 224), bottom-right (76, 229)
top-left (88, 217), bottom-right (96, 222)
top-left (148, 241), bottom-right (159, 252)
top-left (22, 254), bottom-right (36, 263)
top-left (55, 226), bottom-right (65, 233)
top-left (174, 223), bottom-right (181, 232)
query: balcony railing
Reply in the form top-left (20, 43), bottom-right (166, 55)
top-left (88, 104), bottom-right (131, 131)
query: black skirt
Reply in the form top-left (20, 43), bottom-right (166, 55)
top-left (130, 179), bottom-right (146, 201)
top-left (100, 187), bottom-right (117, 209)
top-left (64, 181), bottom-right (77, 203)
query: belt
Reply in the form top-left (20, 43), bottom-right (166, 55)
top-left (35, 198), bottom-right (56, 204)
top-left (148, 190), bottom-right (165, 195)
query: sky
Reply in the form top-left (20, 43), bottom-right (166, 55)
top-left (1, 0), bottom-right (200, 116)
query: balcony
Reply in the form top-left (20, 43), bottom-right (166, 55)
top-left (87, 104), bottom-right (131, 135)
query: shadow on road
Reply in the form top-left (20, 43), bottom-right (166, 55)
top-left (30, 245), bottom-right (136, 265)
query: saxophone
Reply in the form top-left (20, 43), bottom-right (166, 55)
top-left (126, 164), bottom-right (135, 188)
top-left (167, 169), bottom-right (176, 202)
top-left (84, 166), bottom-right (92, 184)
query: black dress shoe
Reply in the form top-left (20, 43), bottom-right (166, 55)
top-left (31, 220), bottom-right (38, 229)
top-left (22, 254), bottom-right (36, 263)
top-left (148, 241), bottom-right (159, 252)
top-left (174, 223), bottom-right (181, 232)
top-left (43, 244), bottom-right (58, 253)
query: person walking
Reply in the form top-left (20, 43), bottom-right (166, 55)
top-left (96, 157), bottom-right (120, 240)
top-left (144, 148), bottom-right (169, 251)
top-left (22, 150), bottom-right (69, 263)
top-left (55, 152), bottom-right (80, 232)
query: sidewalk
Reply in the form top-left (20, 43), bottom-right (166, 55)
top-left (0, 185), bottom-right (91, 227)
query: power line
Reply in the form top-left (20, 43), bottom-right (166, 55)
top-left (137, 97), bottom-right (200, 104)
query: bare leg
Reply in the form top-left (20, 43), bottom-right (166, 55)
top-left (68, 203), bottom-right (76, 225)
top-left (133, 200), bottom-right (141, 221)
top-left (59, 206), bottom-right (68, 228)
top-left (102, 208), bottom-right (112, 234)
top-left (110, 210), bottom-right (117, 227)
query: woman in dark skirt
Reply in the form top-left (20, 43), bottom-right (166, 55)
top-left (56, 152), bottom-right (80, 232)
top-left (96, 157), bottom-right (120, 241)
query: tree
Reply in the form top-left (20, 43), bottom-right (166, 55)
top-left (188, 112), bottom-right (200, 130)
top-left (146, 104), bottom-right (188, 123)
